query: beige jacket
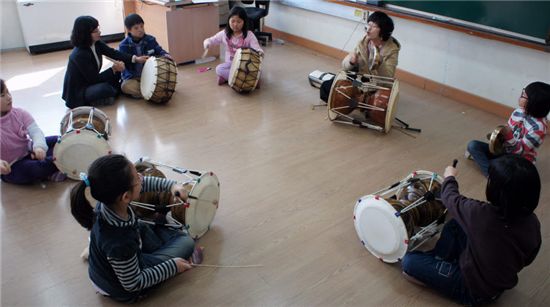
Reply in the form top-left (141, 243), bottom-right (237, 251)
top-left (342, 36), bottom-right (401, 78)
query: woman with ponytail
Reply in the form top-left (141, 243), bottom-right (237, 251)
top-left (70, 154), bottom-right (202, 302)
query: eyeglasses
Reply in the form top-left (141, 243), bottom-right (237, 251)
top-left (520, 89), bottom-right (528, 100)
top-left (91, 27), bottom-right (100, 34)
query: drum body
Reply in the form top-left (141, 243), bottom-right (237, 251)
top-left (140, 56), bottom-right (178, 104)
top-left (133, 161), bottom-right (220, 240)
top-left (327, 71), bottom-right (399, 133)
top-left (59, 106), bottom-right (110, 138)
top-left (354, 170), bottom-right (446, 263)
top-left (489, 125), bottom-right (506, 155)
top-left (228, 48), bottom-right (262, 93)
top-left (54, 107), bottom-right (111, 180)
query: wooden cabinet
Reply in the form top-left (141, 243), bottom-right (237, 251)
top-left (128, 1), bottom-right (219, 64)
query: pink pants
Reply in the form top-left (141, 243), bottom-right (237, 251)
top-left (216, 61), bottom-right (262, 84)
top-left (215, 61), bottom-right (232, 81)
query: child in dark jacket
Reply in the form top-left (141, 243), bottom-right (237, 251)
top-left (119, 13), bottom-right (172, 98)
top-left (402, 155), bottom-right (541, 305)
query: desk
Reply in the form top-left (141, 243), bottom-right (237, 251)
top-left (126, 0), bottom-right (220, 64)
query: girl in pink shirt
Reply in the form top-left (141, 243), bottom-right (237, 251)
top-left (203, 6), bottom-right (264, 85)
top-left (0, 79), bottom-right (66, 184)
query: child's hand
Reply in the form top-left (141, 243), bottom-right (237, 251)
top-left (0, 160), bottom-right (11, 175)
top-left (163, 54), bottom-right (173, 61)
top-left (350, 53), bottom-right (358, 65)
top-left (174, 257), bottom-right (193, 273)
top-left (444, 166), bottom-right (458, 178)
top-left (112, 60), bottom-right (125, 72)
top-left (32, 148), bottom-right (46, 161)
top-left (135, 56), bottom-right (149, 64)
top-left (171, 184), bottom-right (189, 202)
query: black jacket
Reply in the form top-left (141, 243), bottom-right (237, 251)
top-left (62, 41), bottom-right (133, 108)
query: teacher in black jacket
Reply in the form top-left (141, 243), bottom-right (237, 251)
top-left (62, 16), bottom-right (148, 108)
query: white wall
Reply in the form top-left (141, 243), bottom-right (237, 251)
top-left (266, 1), bottom-right (550, 108)
top-left (1, 0), bottom-right (25, 50)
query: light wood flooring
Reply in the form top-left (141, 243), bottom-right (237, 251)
top-left (1, 42), bottom-right (548, 306)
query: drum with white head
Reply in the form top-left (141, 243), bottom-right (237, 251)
top-left (228, 48), bottom-right (262, 93)
top-left (354, 170), bottom-right (446, 263)
top-left (131, 158), bottom-right (220, 239)
top-left (140, 56), bottom-right (178, 104)
top-left (54, 107), bottom-right (112, 180)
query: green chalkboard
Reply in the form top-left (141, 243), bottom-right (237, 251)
top-left (383, 1), bottom-right (550, 42)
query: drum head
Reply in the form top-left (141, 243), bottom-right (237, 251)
top-left (60, 107), bottom-right (110, 136)
top-left (354, 195), bottom-right (408, 263)
top-left (384, 80), bottom-right (400, 133)
top-left (185, 172), bottom-right (220, 239)
top-left (53, 130), bottom-right (111, 180)
top-left (228, 48), bottom-right (262, 93)
top-left (141, 57), bottom-right (158, 100)
top-left (228, 49), bottom-right (243, 88)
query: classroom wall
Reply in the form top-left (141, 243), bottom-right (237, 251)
top-left (1, 0), bottom-right (25, 50)
top-left (265, 1), bottom-right (550, 109)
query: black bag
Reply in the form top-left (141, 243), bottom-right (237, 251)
top-left (320, 78), bottom-right (334, 102)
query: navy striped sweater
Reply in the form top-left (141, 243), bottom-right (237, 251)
top-left (88, 176), bottom-right (177, 302)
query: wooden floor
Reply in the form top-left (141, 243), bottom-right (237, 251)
top-left (1, 42), bottom-right (548, 307)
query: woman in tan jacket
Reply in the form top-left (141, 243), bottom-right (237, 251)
top-left (321, 11), bottom-right (400, 102)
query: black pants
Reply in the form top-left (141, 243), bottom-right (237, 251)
top-left (320, 78), bottom-right (334, 103)
top-left (83, 70), bottom-right (121, 104)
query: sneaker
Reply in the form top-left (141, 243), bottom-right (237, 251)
top-left (217, 76), bottom-right (227, 85)
top-left (464, 150), bottom-right (473, 160)
top-left (48, 171), bottom-right (67, 182)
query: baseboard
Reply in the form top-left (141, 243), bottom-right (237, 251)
top-left (265, 26), bottom-right (513, 119)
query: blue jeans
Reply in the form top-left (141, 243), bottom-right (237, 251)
top-left (138, 222), bottom-right (195, 267)
top-left (402, 220), bottom-right (477, 305)
top-left (467, 140), bottom-right (496, 177)
top-left (1, 136), bottom-right (59, 185)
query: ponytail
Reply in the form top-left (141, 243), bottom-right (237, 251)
top-left (69, 154), bottom-right (134, 230)
top-left (70, 181), bottom-right (95, 230)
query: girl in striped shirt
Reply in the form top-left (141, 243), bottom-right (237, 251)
top-left (467, 81), bottom-right (550, 176)
top-left (70, 154), bottom-right (202, 302)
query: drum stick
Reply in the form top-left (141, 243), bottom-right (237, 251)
top-left (191, 264), bottom-right (263, 268)
top-left (452, 159), bottom-right (458, 168)
top-left (187, 195), bottom-right (219, 205)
